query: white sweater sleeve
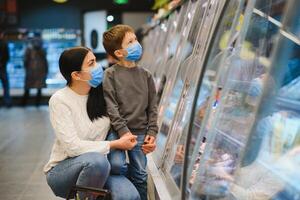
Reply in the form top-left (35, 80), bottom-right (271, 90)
top-left (49, 99), bottom-right (110, 157)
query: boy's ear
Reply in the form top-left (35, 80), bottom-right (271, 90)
top-left (114, 49), bottom-right (127, 59)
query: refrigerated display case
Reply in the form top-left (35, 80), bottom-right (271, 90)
top-left (141, 0), bottom-right (300, 199)
top-left (141, 2), bottom-right (188, 89)
top-left (158, 0), bottom-right (232, 195)
top-left (142, 0), bottom-right (241, 198)
top-left (234, 1), bottom-right (300, 199)
top-left (163, 0), bottom-right (244, 197)
top-left (152, 12), bottom-right (180, 91)
top-left (42, 29), bottom-right (81, 88)
top-left (185, 0), bottom-right (300, 199)
top-left (6, 41), bottom-right (27, 89)
top-left (150, 0), bottom-right (199, 165)
top-left (142, 0), bottom-right (191, 88)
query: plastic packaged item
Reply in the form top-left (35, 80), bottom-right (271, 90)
top-left (280, 76), bottom-right (300, 100)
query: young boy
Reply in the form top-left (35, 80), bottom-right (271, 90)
top-left (102, 25), bottom-right (158, 200)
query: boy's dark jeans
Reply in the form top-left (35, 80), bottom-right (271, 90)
top-left (107, 130), bottom-right (148, 200)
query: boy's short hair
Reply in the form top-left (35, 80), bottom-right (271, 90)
top-left (103, 24), bottom-right (134, 59)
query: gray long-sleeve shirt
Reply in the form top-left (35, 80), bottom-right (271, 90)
top-left (103, 64), bottom-right (158, 137)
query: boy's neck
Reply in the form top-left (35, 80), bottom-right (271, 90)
top-left (117, 59), bottom-right (136, 68)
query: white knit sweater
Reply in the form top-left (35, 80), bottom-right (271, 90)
top-left (44, 87), bottom-right (111, 173)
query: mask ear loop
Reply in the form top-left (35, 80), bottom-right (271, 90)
top-left (72, 70), bottom-right (92, 82)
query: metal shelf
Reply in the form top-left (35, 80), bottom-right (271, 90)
top-left (215, 128), bottom-right (246, 148)
top-left (253, 8), bottom-right (300, 45)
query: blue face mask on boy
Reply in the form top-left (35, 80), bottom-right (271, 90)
top-left (80, 64), bottom-right (103, 88)
top-left (125, 42), bottom-right (143, 61)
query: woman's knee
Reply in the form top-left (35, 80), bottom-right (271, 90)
top-left (46, 153), bottom-right (111, 198)
top-left (46, 171), bottom-right (70, 198)
top-left (82, 152), bottom-right (111, 176)
top-left (106, 175), bottom-right (141, 200)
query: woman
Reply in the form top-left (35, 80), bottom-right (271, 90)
top-left (23, 38), bottom-right (48, 106)
top-left (44, 47), bottom-right (140, 200)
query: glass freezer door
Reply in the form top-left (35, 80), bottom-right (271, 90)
top-left (233, 1), bottom-right (300, 199)
top-left (161, 0), bottom-right (231, 184)
top-left (187, 0), bottom-right (289, 199)
top-left (153, 12), bottom-right (181, 87)
top-left (159, 0), bottom-right (247, 197)
top-left (153, 0), bottom-right (200, 165)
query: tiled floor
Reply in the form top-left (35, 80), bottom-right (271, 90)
top-left (0, 106), bottom-right (62, 199)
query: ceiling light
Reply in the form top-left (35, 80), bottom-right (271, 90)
top-left (107, 15), bottom-right (114, 22)
top-left (114, 0), bottom-right (128, 5)
top-left (53, 0), bottom-right (68, 3)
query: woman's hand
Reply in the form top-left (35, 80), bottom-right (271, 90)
top-left (110, 134), bottom-right (137, 150)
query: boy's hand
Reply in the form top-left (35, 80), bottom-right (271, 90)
top-left (143, 135), bottom-right (156, 144)
top-left (142, 135), bottom-right (156, 154)
top-left (142, 143), bottom-right (156, 154)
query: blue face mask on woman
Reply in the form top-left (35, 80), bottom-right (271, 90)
top-left (80, 64), bottom-right (104, 88)
top-left (125, 42), bottom-right (143, 61)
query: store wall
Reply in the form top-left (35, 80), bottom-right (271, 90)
top-left (19, 3), bottom-right (80, 29)
top-left (122, 12), bottom-right (153, 30)
top-left (17, 0), bottom-right (154, 29)
top-left (83, 11), bottom-right (107, 53)
top-left (3, 0), bottom-right (154, 92)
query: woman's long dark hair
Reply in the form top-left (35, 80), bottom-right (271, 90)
top-left (87, 84), bottom-right (107, 121)
top-left (59, 47), bottom-right (107, 121)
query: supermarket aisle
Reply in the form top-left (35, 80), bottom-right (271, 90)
top-left (0, 107), bottom-right (60, 200)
